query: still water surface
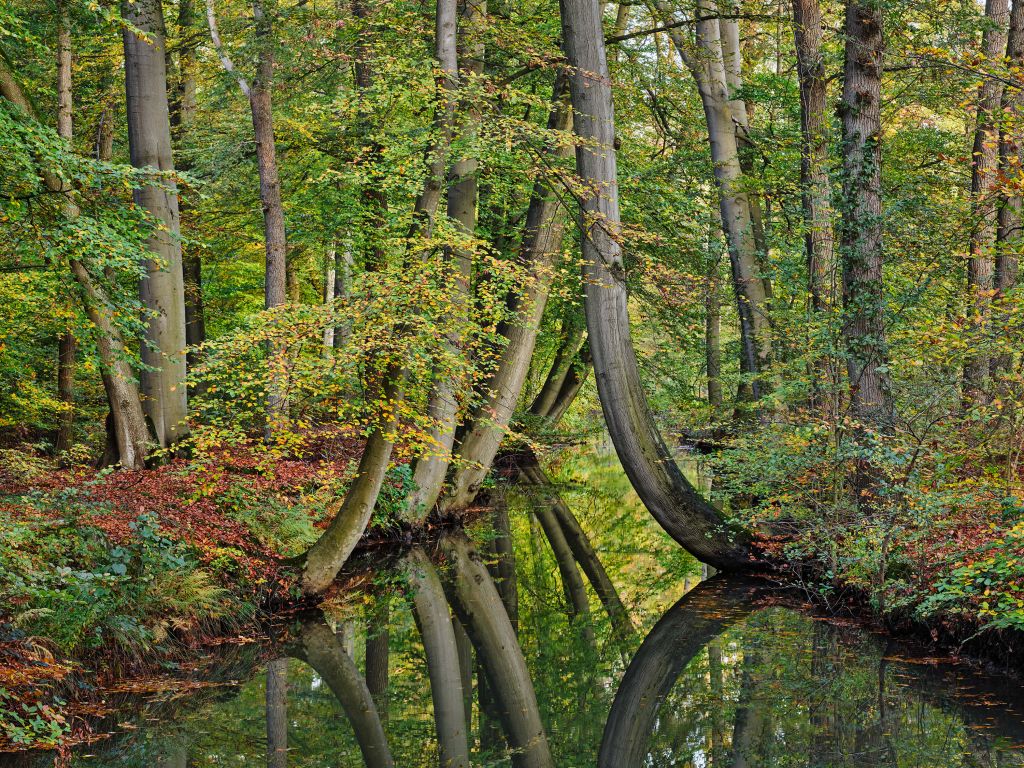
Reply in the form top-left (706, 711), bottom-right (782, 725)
top-left (21, 447), bottom-right (1024, 767)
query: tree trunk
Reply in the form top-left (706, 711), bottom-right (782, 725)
top-left (122, 0), bottom-right (189, 449)
top-left (839, 0), bottom-right (894, 436)
top-left (452, 615), bottom-right (474, 731)
top-left (528, 313), bottom-right (585, 420)
top-left (404, 546), bottom-right (471, 768)
top-left (705, 217), bottom-right (723, 411)
top-left (486, 495), bottom-right (519, 633)
top-left (323, 253), bottom-right (336, 350)
top-left (410, 0), bottom-right (485, 515)
top-left (172, 0), bottom-right (206, 367)
top-left (0, 59), bottom-right (152, 470)
top-left (265, 658), bottom-right (288, 768)
top-left (295, 619), bottom-right (394, 768)
top-left (55, 0), bottom-right (76, 456)
top-left (543, 345), bottom-right (591, 425)
top-left (441, 534), bottom-right (554, 768)
top-left (559, 0), bottom-right (755, 570)
top-left (442, 73), bottom-right (573, 511)
top-left (653, 0), bottom-right (771, 397)
top-left (332, 244), bottom-right (354, 349)
top-left (994, 0), bottom-right (1024, 379)
top-left (965, 0), bottom-right (1011, 402)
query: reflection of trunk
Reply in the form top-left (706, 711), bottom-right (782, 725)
top-left (486, 495), bottom-right (519, 633)
top-left (299, 380), bottom-right (398, 595)
top-left (965, 0), bottom-right (1010, 401)
top-left (122, 0), bottom-right (189, 449)
top-left (443, 73), bottom-right (573, 511)
top-left (558, 0), bottom-right (754, 571)
top-left (520, 458), bottom-right (634, 638)
top-left (529, 315), bottom-right (585, 420)
top-left (266, 658), bottom-right (288, 768)
top-left (730, 650), bottom-right (764, 768)
top-left (994, 1), bottom-right (1024, 380)
top-left (598, 578), bottom-right (761, 768)
top-left (365, 600), bottom-right (389, 708)
top-left (839, 0), bottom-right (894, 449)
top-left (442, 534), bottom-right (554, 768)
top-left (707, 641), bottom-right (726, 767)
top-left (294, 619), bottom-right (394, 768)
top-left (530, 488), bottom-right (596, 647)
top-left (0, 60), bottom-right (152, 470)
top-left (808, 623), bottom-right (838, 765)
top-left (55, 0), bottom-right (76, 456)
top-left (453, 615), bottom-right (474, 730)
top-left (405, 546), bottom-right (471, 768)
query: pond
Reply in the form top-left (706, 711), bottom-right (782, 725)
top-left (12, 445), bottom-right (1024, 767)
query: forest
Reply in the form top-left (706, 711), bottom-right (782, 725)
top-left (1, 0), bottom-right (1023, 762)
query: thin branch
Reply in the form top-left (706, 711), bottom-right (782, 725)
top-left (607, 12), bottom-right (777, 45)
top-left (206, 0), bottom-right (251, 98)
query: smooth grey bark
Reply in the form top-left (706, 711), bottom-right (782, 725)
top-left (543, 345), bottom-right (591, 425)
top-left (411, 0), bottom-right (486, 515)
top-left (705, 216), bottom-right (723, 410)
top-left (0, 60), bottom-right (152, 470)
top-left (559, 0), bottom-right (755, 570)
top-left (322, 254), bottom-right (336, 351)
top-left (55, 0), bottom-right (76, 455)
top-left (965, 0), bottom-right (1011, 400)
top-left (299, 385), bottom-right (397, 594)
top-left (994, 0), bottom-right (1024, 378)
top-left (597, 578), bottom-right (760, 768)
top-left (441, 534), bottom-right (554, 768)
top-left (295, 619), bottom-right (394, 768)
top-left (409, 0), bottom-right (460, 238)
top-left (528, 314), bottom-right (586, 420)
top-left (404, 546), bottom-right (471, 768)
top-left (652, 0), bottom-right (771, 396)
top-left (486, 495), bottom-right (519, 633)
top-left (332, 244), bottom-right (355, 350)
top-left (265, 658), bottom-right (288, 768)
top-left (122, 0), bottom-right (189, 449)
top-left (442, 73), bottom-right (573, 511)
top-left (839, 0), bottom-right (894, 434)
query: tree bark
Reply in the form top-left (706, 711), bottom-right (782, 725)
top-left (55, 0), bottom-right (76, 455)
top-left (994, 0), bottom-right (1024, 379)
top-left (441, 534), bottom-right (554, 768)
top-left (122, 0), bottom-right (189, 449)
top-left (652, 0), bottom-right (771, 397)
top-left (559, 0), bottom-right (755, 570)
top-left (793, 0), bottom-right (838, 417)
top-left (965, 0), bottom-right (1011, 402)
top-left (404, 546), bottom-right (471, 768)
top-left (839, 0), bottom-right (894, 435)
top-left (543, 344), bottom-right (591, 425)
top-left (265, 658), bottom-right (288, 768)
top-left (528, 313), bottom-right (585, 420)
top-left (705, 216), bottom-right (723, 411)
top-left (442, 73), bottom-right (573, 511)
top-left (486, 495), bottom-right (519, 633)
top-left (332, 244), bottom-right (355, 349)
top-left (410, 0), bottom-right (485, 515)
top-left (364, 599), bottom-right (390, 710)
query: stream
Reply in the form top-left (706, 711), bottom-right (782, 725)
top-left (12, 445), bottom-right (1024, 767)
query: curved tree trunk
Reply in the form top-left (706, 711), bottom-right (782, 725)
top-left (558, 0), bottom-right (755, 570)
top-left (295, 619), bottom-right (394, 768)
top-left (122, 0), bottom-right (189, 449)
top-left (529, 315), bottom-right (585, 420)
top-left (441, 534), bottom-right (554, 768)
top-left (597, 578), bottom-right (760, 768)
top-left (543, 345), bottom-right (591, 425)
top-left (0, 59), bottom-right (152, 470)
top-left (404, 546), bottom-right (471, 768)
top-left (442, 73), bottom-right (573, 511)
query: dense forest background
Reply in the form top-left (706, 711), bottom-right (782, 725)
top-left (2, 0), bottom-right (1024, 696)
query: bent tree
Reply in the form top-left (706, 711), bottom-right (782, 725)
top-left (558, 0), bottom-right (753, 569)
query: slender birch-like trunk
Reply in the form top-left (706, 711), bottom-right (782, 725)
top-left (559, 0), bottom-right (755, 570)
top-left (122, 0), bottom-right (189, 449)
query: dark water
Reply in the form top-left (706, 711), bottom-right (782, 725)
top-left (14, 448), bottom-right (1024, 767)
